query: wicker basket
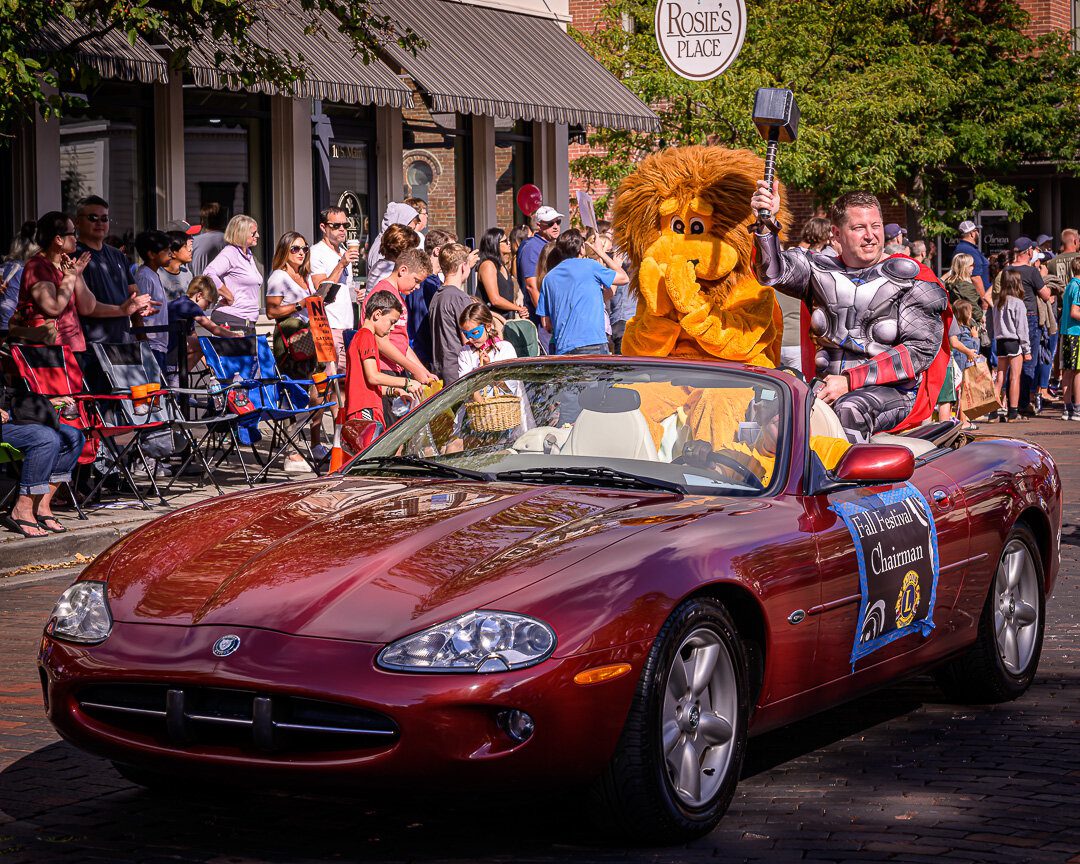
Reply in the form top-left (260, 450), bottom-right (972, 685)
top-left (465, 383), bottom-right (521, 432)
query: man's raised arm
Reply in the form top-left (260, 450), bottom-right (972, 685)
top-left (750, 179), bottom-right (813, 302)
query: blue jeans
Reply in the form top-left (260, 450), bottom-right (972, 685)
top-left (1, 423), bottom-right (85, 496)
top-left (1038, 333), bottom-right (1059, 388)
top-left (561, 343), bottom-right (612, 356)
top-left (1020, 314), bottom-right (1044, 410)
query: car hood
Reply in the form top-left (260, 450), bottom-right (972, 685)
top-left (101, 476), bottom-right (678, 643)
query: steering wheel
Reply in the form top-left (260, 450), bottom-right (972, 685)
top-left (673, 448), bottom-right (765, 491)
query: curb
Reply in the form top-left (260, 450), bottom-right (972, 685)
top-left (0, 517), bottom-right (151, 571)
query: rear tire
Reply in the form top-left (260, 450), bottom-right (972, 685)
top-left (593, 597), bottom-right (749, 843)
top-left (934, 522), bottom-right (1045, 703)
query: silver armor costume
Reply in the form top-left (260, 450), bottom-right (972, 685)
top-left (753, 230), bottom-right (947, 442)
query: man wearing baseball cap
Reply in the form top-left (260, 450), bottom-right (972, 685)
top-left (884, 223), bottom-right (907, 246)
top-left (1006, 236), bottom-right (1053, 415)
top-left (516, 205), bottom-right (563, 351)
top-left (164, 219), bottom-right (202, 236)
top-left (954, 220), bottom-right (990, 307)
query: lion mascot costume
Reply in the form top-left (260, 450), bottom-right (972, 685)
top-left (614, 145), bottom-right (787, 367)
top-left (612, 145), bottom-right (848, 481)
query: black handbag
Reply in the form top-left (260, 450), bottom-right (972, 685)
top-left (9, 391), bottom-right (60, 431)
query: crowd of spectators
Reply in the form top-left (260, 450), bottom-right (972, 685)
top-left (7, 184), bottom-right (1077, 536)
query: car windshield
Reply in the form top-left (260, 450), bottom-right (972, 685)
top-left (348, 361), bottom-right (789, 496)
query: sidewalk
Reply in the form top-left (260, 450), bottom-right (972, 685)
top-left (0, 456), bottom-right (318, 575)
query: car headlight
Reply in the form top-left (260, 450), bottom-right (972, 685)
top-left (377, 610), bottom-right (556, 673)
top-left (45, 582), bottom-right (112, 643)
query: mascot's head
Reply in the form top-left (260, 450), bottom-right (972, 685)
top-left (613, 146), bottom-right (791, 298)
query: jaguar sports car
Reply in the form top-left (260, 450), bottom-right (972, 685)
top-left (39, 358), bottom-right (1060, 842)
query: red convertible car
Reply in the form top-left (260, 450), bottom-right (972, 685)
top-left (39, 358), bottom-right (1059, 842)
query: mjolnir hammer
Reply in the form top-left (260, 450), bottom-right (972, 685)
top-left (751, 87), bottom-right (799, 233)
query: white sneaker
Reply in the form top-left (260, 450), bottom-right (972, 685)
top-left (310, 444), bottom-right (330, 461)
top-left (283, 456), bottom-right (310, 473)
top-left (145, 458), bottom-right (172, 478)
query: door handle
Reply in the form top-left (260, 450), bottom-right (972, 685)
top-left (931, 488), bottom-right (951, 510)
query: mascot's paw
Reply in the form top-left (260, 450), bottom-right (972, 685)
top-left (623, 311), bottom-right (682, 357)
top-left (639, 256), bottom-right (674, 317)
top-left (665, 254), bottom-right (706, 315)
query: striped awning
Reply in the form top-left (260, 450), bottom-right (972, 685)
top-left (186, 11), bottom-right (412, 108)
top-left (37, 16), bottom-right (168, 85)
top-left (371, 0), bottom-right (659, 132)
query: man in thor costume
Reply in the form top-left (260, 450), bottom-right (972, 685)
top-left (750, 182), bottom-right (950, 443)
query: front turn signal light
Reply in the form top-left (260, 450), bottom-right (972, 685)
top-left (573, 663), bottom-right (632, 686)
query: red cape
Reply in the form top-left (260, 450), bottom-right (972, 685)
top-left (798, 255), bottom-right (953, 432)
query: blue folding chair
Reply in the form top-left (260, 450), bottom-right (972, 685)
top-left (199, 334), bottom-right (340, 481)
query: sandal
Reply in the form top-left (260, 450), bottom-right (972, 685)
top-left (36, 516), bottom-right (67, 534)
top-left (961, 421), bottom-right (978, 431)
top-left (2, 515), bottom-right (47, 538)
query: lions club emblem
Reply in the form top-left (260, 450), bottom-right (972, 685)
top-left (212, 634), bottom-right (241, 657)
top-left (895, 571), bottom-right (921, 628)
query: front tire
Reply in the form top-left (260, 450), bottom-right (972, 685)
top-left (593, 597), bottom-right (749, 843)
top-left (934, 522), bottom-right (1045, 702)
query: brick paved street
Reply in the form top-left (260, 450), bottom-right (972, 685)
top-left (0, 421), bottom-right (1077, 863)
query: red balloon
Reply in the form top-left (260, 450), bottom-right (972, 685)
top-left (516, 184), bottom-right (543, 216)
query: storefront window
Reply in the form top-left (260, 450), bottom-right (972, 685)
top-left (403, 102), bottom-right (473, 243)
top-left (183, 90), bottom-right (269, 263)
top-left (59, 83), bottom-right (154, 246)
top-left (495, 119), bottom-right (533, 231)
top-left (312, 102), bottom-right (376, 278)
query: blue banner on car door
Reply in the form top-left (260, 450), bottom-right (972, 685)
top-left (830, 483), bottom-right (940, 668)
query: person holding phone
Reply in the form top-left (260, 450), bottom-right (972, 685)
top-left (477, 228), bottom-right (528, 319)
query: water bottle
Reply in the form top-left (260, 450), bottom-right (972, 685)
top-left (208, 378), bottom-right (225, 413)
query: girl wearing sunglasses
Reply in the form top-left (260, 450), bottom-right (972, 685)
top-left (456, 303), bottom-right (517, 380)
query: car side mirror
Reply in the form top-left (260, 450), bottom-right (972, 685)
top-left (831, 443), bottom-right (915, 485)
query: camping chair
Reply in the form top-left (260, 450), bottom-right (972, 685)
top-left (92, 341), bottom-right (241, 495)
top-left (503, 319), bottom-right (542, 358)
top-left (199, 334), bottom-right (340, 481)
top-left (9, 343), bottom-right (165, 510)
top-left (0, 441), bottom-right (21, 513)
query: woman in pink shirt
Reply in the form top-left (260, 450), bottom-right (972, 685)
top-left (204, 215), bottom-right (263, 331)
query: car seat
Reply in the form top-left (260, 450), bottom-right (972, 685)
top-left (560, 386), bottom-right (658, 461)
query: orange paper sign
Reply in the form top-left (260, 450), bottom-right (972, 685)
top-left (303, 295), bottom-right (337, 365)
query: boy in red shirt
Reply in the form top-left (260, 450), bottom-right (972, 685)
top-left (346, 289), bottom-right (423, 433)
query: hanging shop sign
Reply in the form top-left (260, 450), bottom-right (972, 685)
top-left (654, 0), bottom-right (747, 81)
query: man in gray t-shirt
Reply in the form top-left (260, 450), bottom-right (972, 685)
top-left (190, 202), bottom-right (229, 276)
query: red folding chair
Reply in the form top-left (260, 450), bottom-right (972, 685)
top-left (10, 344), bottom-right (169, 510)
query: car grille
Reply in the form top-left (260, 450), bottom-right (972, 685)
top-left (76, 683), bottom-right (399, 754)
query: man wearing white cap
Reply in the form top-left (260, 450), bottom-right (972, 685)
top-left (953, 220), bottom-right (990, 308)
top-left (517, 205), bottom-right (563, 351)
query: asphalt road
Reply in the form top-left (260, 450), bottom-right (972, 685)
top-left (1, 421), bottom-right (1078, 863)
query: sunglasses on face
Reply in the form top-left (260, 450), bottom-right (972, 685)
top-left (325, 222), bottom-right (348, 230)
top-left (499, 236), bottom-right (510, 244)
top-left (461, 324), bottom-right (485, 340)
top-left (290, 244), bottom-right (309, 255)
top-left (542, 219), bottom-right (562, 228)
top-left (59, 230), bottom-right (77, 237)
top-left (82, 214), bottom-right (109, 223)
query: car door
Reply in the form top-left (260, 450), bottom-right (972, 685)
top-left (809, 462), bottom-right (970, 695)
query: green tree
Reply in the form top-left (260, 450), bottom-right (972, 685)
top-left (573, 0), bottom-right (1080, 234)
top-left (0, 0), bottom-right (422, 136)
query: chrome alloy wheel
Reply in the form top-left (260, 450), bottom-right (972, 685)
top-left (995, 538), bottom-right (1040, 674)
top-left (660, 627), bottom-right (738, 807)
